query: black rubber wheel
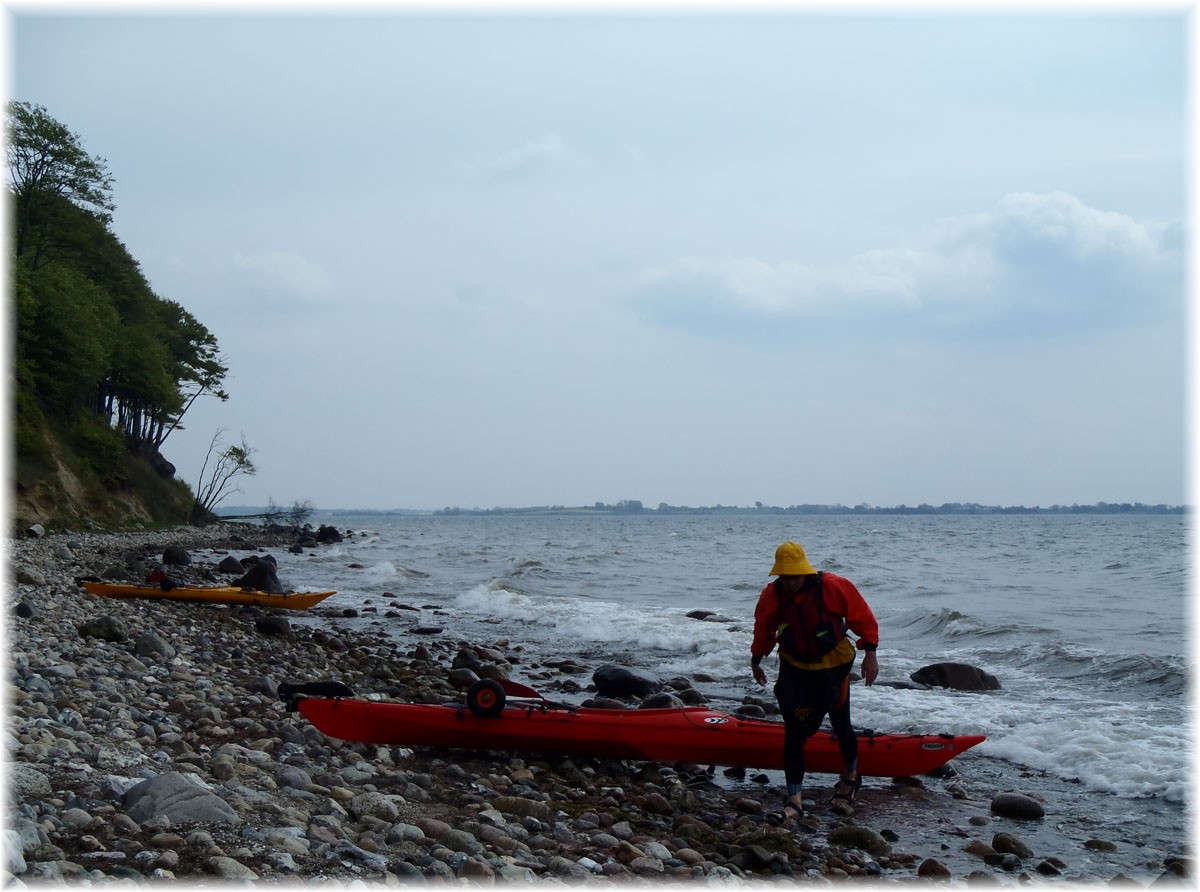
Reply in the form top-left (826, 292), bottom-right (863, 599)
top-left (466, 679), bottom-right (506, 718)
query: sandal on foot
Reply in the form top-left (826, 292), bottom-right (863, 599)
top-left (830, 775), bottom-right (862, 815)
top-left (766, 798), bottom-right (805, 827)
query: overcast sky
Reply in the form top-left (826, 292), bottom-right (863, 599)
top-left (8, 6), bottom-right (1191, 511)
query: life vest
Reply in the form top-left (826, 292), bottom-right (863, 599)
top-left (775, 573), bottom-right (848, 662)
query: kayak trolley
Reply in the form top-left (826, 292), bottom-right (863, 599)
top-left (466, 679), bottom-right (507, 717)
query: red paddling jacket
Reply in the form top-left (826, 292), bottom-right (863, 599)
top-left (751, 572), bottom-right (879, 670)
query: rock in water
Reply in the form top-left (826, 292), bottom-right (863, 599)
top-left (910, 662), bottom-right (1001, 691)
top-left (990, 792), bottom-right (1046, 820)
top-left (234, 562), bottom-right (286, 593)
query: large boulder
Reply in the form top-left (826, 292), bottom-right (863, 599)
top-left (150, 451), bottom-right (176, 479)
top-left (124, 771), bottom-right (240, 825)
top-left (316, 525), bottom-right (343, 544)
top-left (233, 560), bottom-right (286, 594)
top-left (134, 630), bottom-right (177, 659)
top-left (218, 555), bottom-right (246, 574)
top-left (78, 615), bottom-right (128, 642)
top-left (593, 664), bottom-right (663, 699)
top-left (910, 662), bottom-right (1001, 691)
top-left (255, 615), bottom-right (291, 637)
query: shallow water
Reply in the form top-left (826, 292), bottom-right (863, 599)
top-left (258, 512), bottom-right (1189, 881)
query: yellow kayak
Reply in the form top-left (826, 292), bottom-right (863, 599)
top-left (81, 581), bottom-right (336, 610)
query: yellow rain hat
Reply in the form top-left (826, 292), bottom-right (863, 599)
top-left (770, 541), bottom-right (817, 576)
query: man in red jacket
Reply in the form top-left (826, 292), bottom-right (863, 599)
top-left (750, 541), bottom-right (879, 823)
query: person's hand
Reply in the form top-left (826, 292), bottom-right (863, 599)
top-left (861, 651), bottom-right (879, 686)
top-left (752, 661), bottom-right (767, 686)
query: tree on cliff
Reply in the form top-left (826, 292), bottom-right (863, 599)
top-left (8, 101), bottom-right (230, 516)
top-left (7, 100), bottom-right (115, 271)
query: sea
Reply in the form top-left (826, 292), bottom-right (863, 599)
top-left (255, 511), bottom-right (1191, 883)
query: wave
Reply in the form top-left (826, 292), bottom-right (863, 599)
top-left (891, 607), bottom-right (1055, 641)
top-left (504, 558), bottom-right (552, 579)
top-left (1023, 646), bottom-right (1186, 695)
top-left (959, 642), bottom-right (1187, 698)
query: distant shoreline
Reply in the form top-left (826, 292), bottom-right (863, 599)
top-left (219, 501), bottom-right (1188, 518)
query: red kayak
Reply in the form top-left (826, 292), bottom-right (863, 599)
top-left (284, 681), bottom-right (985, 777)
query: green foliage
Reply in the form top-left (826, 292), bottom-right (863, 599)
top-left (67, 411), bottom-right (127, 489)
top-left (7, 100), bottom-right (115, 267)
top-left (13, 388), bottom-right (51, 467)
top-left (8, 100), bottom-right (229, 464)
top-left (17, 261), bottom-right (119, 409)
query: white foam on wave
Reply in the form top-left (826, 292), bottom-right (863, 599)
top-left (362, 561), bottom-right (399, 582)
top-left (983, 713), bottom-right (1188, 802)
top-left (453, 584), bottom-right (753, 660)
top-left (850, 682), bottom-right (1187, 801)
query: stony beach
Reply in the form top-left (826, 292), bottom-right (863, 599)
top-left (5, 523), bottom-right (1189, 886)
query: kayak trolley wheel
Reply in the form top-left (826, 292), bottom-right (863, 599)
top-left (466, 679), bottom-right (507, 718)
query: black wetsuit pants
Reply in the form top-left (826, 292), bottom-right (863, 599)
top-left (773, 657), bottom-right (857, 787)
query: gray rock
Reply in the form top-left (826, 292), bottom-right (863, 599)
top-left (441, 828), bottom-right (485, 855)
top-left (266, 851), bottom-right (299, 872)
top-left (60, 808), bottom-right (94, 829)
top-left (389, 861), bottom-right (427, 881)
top-left (78, 614), bottom-right (128, 642)
top-left (330, 840), bottom-right (388, 871)
top-left (218, 555), bottom-right (246, 573)
top-left (457, 855), bottom-right (496, 882)
top-left (205, 856), bottom-right (258, 879)
top-left (990, 792), bottom-right (1046, 820)
top-left (14, 597), bottom-right (39, 618)
top-left (492, 795), bottom-right (554, 822)
top-left (993, 830), bottom-right (1034, 857)
top-left (643, 841), bottom-right (673, 861)
top-left (827, 824), bottom-right (892, 856)
top-left (124, 771), bottom-right (241, 825)
top-left (275, 764), bottom-right (313, 790)
top-left (163, 545), bottom-right (191, 566)
top-left (134, 630), bottom-right (177, 659)
top-left (9, 763), bottom-right (51, 798)
top-left (255, 615), bottom-right (290, 636)
top-left (910, 662), bottom-right (1001, 691)
top-left (497, 863), bottom-right (538, 883)
top-left (918, 858), bottom-right (952, 877)
top-left (546, 855), bottom-right (594, 878)
top-left (15, 567), bottom-right (46, 585)
top-left (593, 663), bottom-right (663, 698)
top-left (234, 561), bottom-right (286, 593)
top-left (245, 675), bottom-right (277, 696)
top-left (348, 791), bottom-right (401, 822)
top-left (448, 667), bottom-right (481, 689)
top-left (4, 829), bottom-right (26, 874)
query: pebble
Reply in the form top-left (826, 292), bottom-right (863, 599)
top-left (6, 523), bottom-right (1189, 885)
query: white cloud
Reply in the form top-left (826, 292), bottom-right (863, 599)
top-left (990, 191), bottom-right (1172, 265)
top-left (232, 251), bottom-right (334, 300)
top-left (631, 192), bottom-right (1182, 337)
top-left (473, 133), bottom-right (570, 181)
